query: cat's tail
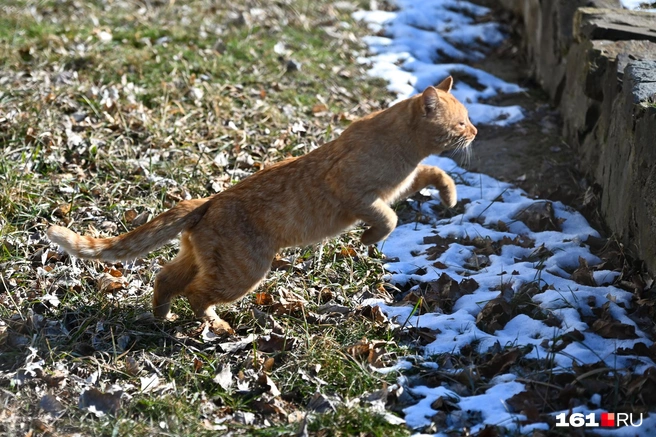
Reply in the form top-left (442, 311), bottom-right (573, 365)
top-left (47, 198), bottom-right (212, 261)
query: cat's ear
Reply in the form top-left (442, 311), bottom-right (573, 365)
top-left (421, 86), bottom-right (439, 115)
top-left (435, 76), bottom-right (453, 93)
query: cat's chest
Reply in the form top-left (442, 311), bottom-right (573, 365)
top-left (381, 168), bottom-right (417, 203)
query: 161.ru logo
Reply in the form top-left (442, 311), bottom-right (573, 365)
top-left (555, 412), bottom-right (644, 428)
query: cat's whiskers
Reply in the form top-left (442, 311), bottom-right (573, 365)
top-left (452, 136), bottom-right (473, 168)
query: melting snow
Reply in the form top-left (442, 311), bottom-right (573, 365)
top-left (353, 0), bottom-right (524, 126)
top-left (370, 155), bottom-right (655, 435)
top-left (620, 0), bottom-right (656, 13)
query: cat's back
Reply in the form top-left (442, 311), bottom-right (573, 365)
top-left (197, 142), bottom-right (356, 247)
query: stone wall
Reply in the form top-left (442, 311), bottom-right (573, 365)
top-left (499, 0), bottom-right (656, 274)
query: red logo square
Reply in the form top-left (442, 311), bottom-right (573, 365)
top-left (601, 413), bottom-right (615, 427)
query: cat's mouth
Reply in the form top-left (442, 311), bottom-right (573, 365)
top-left (445, 135), bottom-right (474, 151)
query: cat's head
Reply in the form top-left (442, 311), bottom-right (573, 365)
top-left (417, 77), bottom-right (477, 152)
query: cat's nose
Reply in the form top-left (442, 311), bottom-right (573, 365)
top-left (472, 125), bottom-right (478, 136)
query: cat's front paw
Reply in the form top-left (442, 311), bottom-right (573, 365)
top-left (438, 178), bottom-right (457, 208)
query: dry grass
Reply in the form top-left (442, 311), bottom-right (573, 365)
top-left (0, 0), bottom-right (411, 435)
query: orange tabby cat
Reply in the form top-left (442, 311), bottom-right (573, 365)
top-left (47, 77), bottom-right (477, 323)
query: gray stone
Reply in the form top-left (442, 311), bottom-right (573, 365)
top-left (499, 0), bottom-right (656, 274)
top-left (575, 8), bottom-right (656, 43)
top-left (626, 61), bottom-right (656, 104)
top-left (598, 61), bottom-right (656, 273)
top-left (514, 0), bottom-right (622, 103)
top-left (563, 39), bottom-right (656, 168)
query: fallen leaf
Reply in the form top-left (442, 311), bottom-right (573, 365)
top-left (257, 373), bottom-right (281, 397)
top-left (257, 332), bottom-right (295, 352)
top-left (213, 366), bottom-right (233, 391)
top-left (478, 348), bottom-right (522, 379)
top-left (357, 304), bottom-right (389, 324)
top-left (312, 103), bottom-right (328, 114)
top-left (208, 318), bottom-right (235, 336)
top-left (52, 203), bottom-right (71, 218)
top-left (219, 334), bottom-right (255, 353)
top-left (255, 292), bottom-right (274, 305)
top-left (39, 394), bottom-right (65, 417)
top-left (591, 318), bottom-right (638, 339)
top-left (96, 272), bottom-right (126, 293)
top-left (306, 392), bottom-right (339, 413)
top-left (123, 209), bottom-right (138, 223)
top-left (140, 374), bottom-right (160, 393)
top-left (513, 201), bottom-right (561, 232)
top-left (476, 298), bottom-right (512, 333)
top-left (125, 356), bottom-right (140, 376)
top-left (131, 211), bottom-right (151, 227)
top-left (271, 254), bottom-right (293, 271)
top-left (78, 388), bottom-right (121, 416)
top-left (591, 302), bottom-right (638, 339)
top-left (571, 257), bottom-right (596, 286)
top-left (337, 246), bottom-right (358, 258)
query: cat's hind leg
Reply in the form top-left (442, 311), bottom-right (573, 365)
top-left (181, 231), bottom-right (276, 325)
top-left (152, 232), bottom-right (198, 319)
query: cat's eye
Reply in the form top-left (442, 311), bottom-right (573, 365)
top-left (459, 121), bottom-right (466, 127)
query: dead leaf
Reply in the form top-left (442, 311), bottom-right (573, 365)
top-left (421, 273), bottom-right (479, 313)
top-left (515, 244), bottom-right (553, 263)
top-left (131, 211), bottom-right (150, 227)
top-left (78, 388), bottom-right (121, 416)
top-left (125, 356), bottom-right (140, 376)
top-left (464, 253), bottom-right (490, 270)
top-left (105, 267), bottom-right (123, 278)
top-left (96, 271), bottom-right (126, 293)
top-left (271, 254), bottom-right (293, 271)
top-left (39, 370), bottom-right (66, 389)
top-left (591, 302), bottom-right (638, 339)
top-left (346, 339), bottom-right (389, 366)
top-left (311, 103), bottom-right (328, 114)
top-left (396, 327), bottom-right (439, 346)
top-left (213, 366), bottom-right (233, 391)
top-left (270, 298), bottom-right (305, 316)
top-left (505, 390), bottom-right (542, 420)
top-left (255, 292), bottom-right (274, 306)
top-left (346, 339), bottom-right (371, 359)
top-left (39, 394), bottom-right (65, 417)
top-left (476, 298), bottom-right (512, 333)
top-left (257, 332), bottom-right (295, 352)
top-left (571, 257), bottom-right (596, 286)
top-left (316, 303), bottom-right (350, 315)
top-left (123, 209), bottom-right (138, 223)
top-left (307, 392), bottom-right (339, 413)
top-left (251, 308), bottom-right (284, 333)
top-left (208, 318), bottom-right (235, 336)
top-left (478, 348), bottom-right (522, 379)
top-left (430, 395), bottom-right (460, 412)
top-left (257, 373), bottom-right (281, 397)
top-left (513, 201), bottom-right (561, 232)
top-left (52, 203), bottom-right (71, 218)
top-left (263, 357), bottom-right (275, 373)
top-left (337, 246), bottom-right (358, 258)
top-left (140, 374), bottom-right (160, 393)
top-left (591, 318), bottom-right (638, 339)
top-left (357, 304), bottom-right (389, 324)
top-left (219, 334), bottom-right (255, 353)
